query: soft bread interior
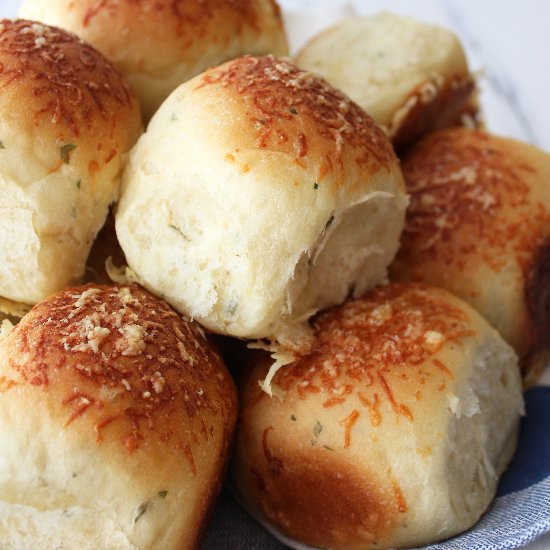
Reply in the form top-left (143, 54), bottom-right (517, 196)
top-left (289, 191), bottom-right (404, 320)
top-left (0, 503), bottom-right (134, 550)
top-left (446, 339), bottom-right (523, 522)
top-left (0, 168), bottom-right (113, 305)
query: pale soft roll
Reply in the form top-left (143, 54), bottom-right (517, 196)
top-left (19, 0), bottom-right (288, 120)
top-left (295, 13), bottom-right (479, 149)
top-left (0, 284), bottom-right (237, 549)
top-left (0, 20), bottom-right (141, 306)
top-left (116, 55), bottom-right (407, 349)
top-left (391, 128), bottom-right (550, 385)
top-left (233, 283), bottom-right (523, 550)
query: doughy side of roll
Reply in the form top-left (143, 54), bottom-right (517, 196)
top-left (295, 13), bottom-right (480, 150)
top-left (233, 283), bottom-right (523, 550)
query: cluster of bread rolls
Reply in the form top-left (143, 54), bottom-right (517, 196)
top-left (0, 3), bottom-right (546, 549)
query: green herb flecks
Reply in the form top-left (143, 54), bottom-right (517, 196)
top-left (0, 141), bottom-right (5, 149)
top-left (134, 501), bottom-right (151, 523)
top-left (313, 421), bottom-right (322, 438)
top-left (324, 445), bottom-right (334, 451)
top-left (289, 106), bottom-right (298, 115)
top-left (158, 490), bottom-right (168, 499)
top-left (76, 180), bottom-right (81, 190)
top-left (169, 224), bottom-right (190, 241)
top-left (227, 300), bottom-right (238, 316)
top-left (60, 143), bottom-right (77, 164)
top-left (71, 207), bottom-right (77, 219)
top-left (313, 182), bottom-right (319, 190)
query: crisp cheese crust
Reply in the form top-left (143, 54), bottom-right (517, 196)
top-left (1, 284), bottom-right (235, 464)
top-left (0, 19), bottom-right (136, 141)
top-left (271, 283), bottom-right (473, 430)
top-left (198, 55), bottom-right (396, 172)
top-left (399, 129), bottom-right (548, 276)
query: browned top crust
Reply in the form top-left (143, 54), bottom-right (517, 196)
top-left (198, 55), bottom-right (396, 171)
top-left (392, 128), bottom-right (550, 370)
top-left (0, 20), bottom-right (137, 141)
top-left (273, 283), bottom-right (472, 416)
top-left (21, 0), bottom-right (287, 76)
top-left (397, 128), bottom-right (549, 277)
top-left (0, 284), bottom-right (236, 466)
top-left (0, 19), bottom-right (141, 186)
top-left (79, 0), bottom-right (271, 33)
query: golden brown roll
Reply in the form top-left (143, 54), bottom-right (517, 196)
top-left (233, 283), bottom-right (523, 550)
top-left (295, 13), bottom-right (480, 150)
top-left (391, 128), bottom-right (550, 384)
top-left (0, 284), bottom-right (237, 549)
top-left (0, 20), bottom-right (141, 306)
top-left (19, 0), bottom-right (288, 120)
top-left (116, 55), bottom-right (407, 351)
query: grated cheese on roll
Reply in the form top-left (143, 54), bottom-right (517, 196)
top-left (20, 0), bottom-right (288, 120)
top-left (392, 128), bottom-right (550, 385)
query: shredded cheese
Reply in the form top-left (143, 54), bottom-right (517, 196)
top-left (249, 340), bottom-right (296, 397)
top-left (105, 257), bottom-right (142, 286)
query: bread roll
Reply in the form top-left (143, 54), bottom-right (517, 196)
top-left (0, 20), bottom-right (141, 306)
top-left (233, 283), bottom-right (523, 550)
top-left (0, 284), bottom-right (237, 549)
top-left (116, 55), bottom-right (407, 349)
top-left (391, 128), bottom-right (550, 384)
top-left (295, 13), bottom-right (479, 150)
top-left (19, 0), bottom-right (288, 120)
